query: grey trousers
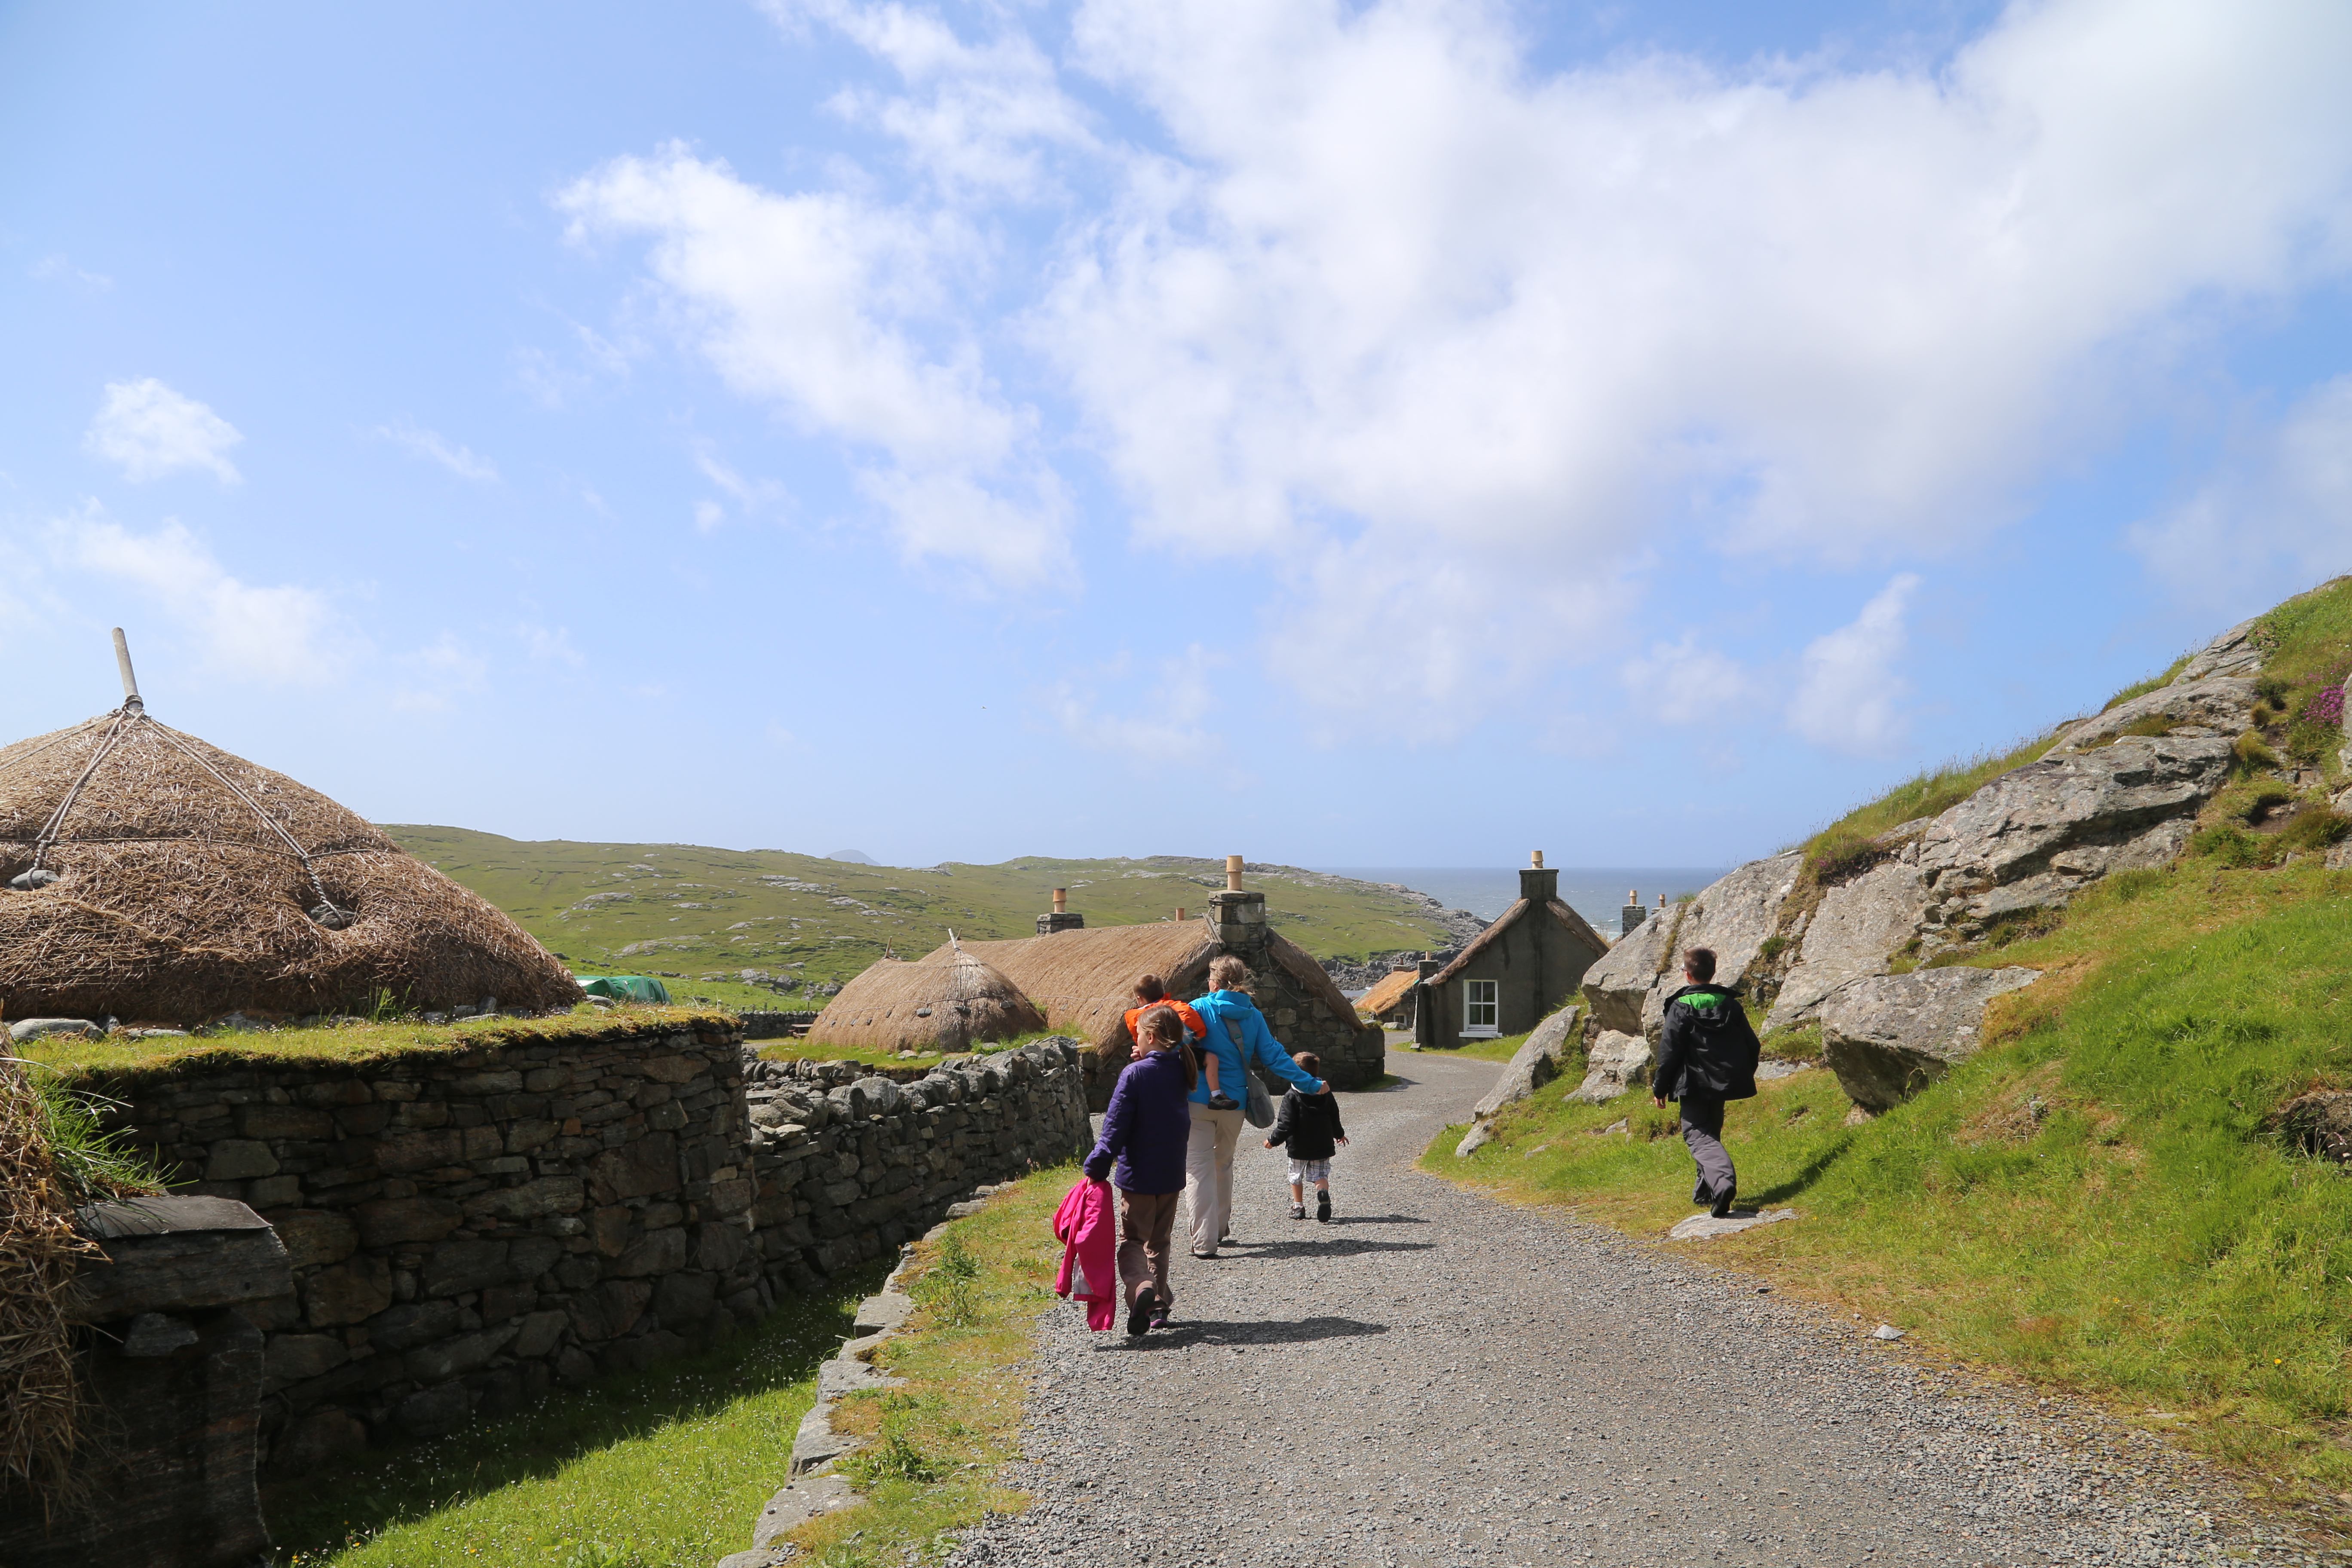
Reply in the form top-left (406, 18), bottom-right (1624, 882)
top-left (1680, 1095), bottom-right (1736, 1204)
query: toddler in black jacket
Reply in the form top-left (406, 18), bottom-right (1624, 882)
top-left (1263, 1050), bottom-right (1348, 1222)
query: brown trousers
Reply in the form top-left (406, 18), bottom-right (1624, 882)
top-left (1116, 1187), bottom-right (1180, 1306)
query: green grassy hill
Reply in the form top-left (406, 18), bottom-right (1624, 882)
top-left (1430, 577), bottom-right (2352, 1522)
top-left (381, 829), bottom-right (1459, 1004)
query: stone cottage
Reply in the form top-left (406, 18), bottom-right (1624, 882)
top-left (1416, 855), bottom-right (1608, 1050)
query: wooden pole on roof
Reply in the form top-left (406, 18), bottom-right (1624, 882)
top-left (112, 628), bottom-right (144, 712)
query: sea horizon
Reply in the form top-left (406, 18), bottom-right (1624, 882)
top-left (1318, 865), bottom-right (1731, 936)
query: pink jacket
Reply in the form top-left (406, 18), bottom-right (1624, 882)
top-left (1051, 1177), bottom-right (1118, 1330)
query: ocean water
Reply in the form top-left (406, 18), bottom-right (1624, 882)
top-left (1321, 866), bottom-right (1731, 936)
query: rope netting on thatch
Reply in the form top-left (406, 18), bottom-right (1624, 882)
top-left (808, 934), bottom-right (1047, 1051)
top-left (0, 1057), bottom-right (98, 1518)
top-left (0, 709), bottom-right (579, 1023)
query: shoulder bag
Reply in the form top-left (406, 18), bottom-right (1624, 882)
top-left (1220, 1014), bottom-right (1277, 1128)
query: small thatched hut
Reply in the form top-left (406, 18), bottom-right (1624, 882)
top-left (0, 703), bottom-right (579, 1024)
top-left (1357, 966), bottom-right (1420, 1029)
top-left (804, 937), bottom-right (1045, 1053)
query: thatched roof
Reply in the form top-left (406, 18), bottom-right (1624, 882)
top-left (1357, 968), bottom-right (1418, 1017)
top-left (805, 937), bottom-right (1046, 1051)
top-left (0, 708), bottom-right (579, 1023)
top-left (951, 922), bottom-right (1219, 1048)
top-left (1426, 899), bottom-right (1610, 988)
top-left (943, 918), bottom-right (1363, 1050)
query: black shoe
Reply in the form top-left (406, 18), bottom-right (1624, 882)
top-left (1316, 1190), bottom-right (1332, 1223)
top-left (1207, 1092), bottom-right (1239, 1111)
top-left (1710, 1188), bottom-right (1736, 1220)
top-left (1127, 1286), bottom-right (1156, 1337)
top-left (1289, 1203), bottom-right (1305, 1220)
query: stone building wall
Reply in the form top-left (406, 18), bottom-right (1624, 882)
top-left (83, 1017), bottom-right (1090, 1473)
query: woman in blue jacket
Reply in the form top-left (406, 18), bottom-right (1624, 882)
top-left (1184, 955), bottom-right (1326, 1258)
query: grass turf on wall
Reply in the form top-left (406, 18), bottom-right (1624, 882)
top-left (1426, 858), bottom-right (2352, 1507)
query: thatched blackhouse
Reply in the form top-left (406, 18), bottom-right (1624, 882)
top-left (805, 937), bottom-right (1046, 1053)
top-left (936, 881), bottom-right (1384, 1106)
top-left (0, 702), bottom-right (579, 1024)
top-left (1357, 966), bottom-right (1421, 1029)
top-left (1416, 855), bottom-right (1607, 1050)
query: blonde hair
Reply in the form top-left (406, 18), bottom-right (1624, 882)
top-left (1207, 955), bottom-right (1252, 992)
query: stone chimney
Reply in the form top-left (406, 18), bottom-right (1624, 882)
top-left (1037, 886), bottom-right (1085, 936)
top-left (1415, 951), bottom-right (1441, 980)
top-left (1620, 887), bottom-right (1648, 937)
top-left (1519, 849), bottom-right (1559, 906)
top-left (1209, 854), bottom-right (1267, 957)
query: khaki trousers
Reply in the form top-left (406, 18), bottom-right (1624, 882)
top-left (1183, 1102), bottom-right (1244, 1256)
top-left (1116, 1188), bottom-right (1179, 1306)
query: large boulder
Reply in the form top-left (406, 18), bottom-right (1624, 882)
top-left (1582, 852), bottom-right (1801, 1038)
top-left (1567, 1029), bottom-right (1654, 1103)
top-left (2048, 677), bottom-right (2257, 755)
top-left (1765, 860), bottom-right (1930, 1032)
top-left (1819, 967), bottom-right (2040, 1112)
top-left (1912, 735), bottom-right (2233, 934)
top-left (1470, 1004), bottom-right (1581, 1120)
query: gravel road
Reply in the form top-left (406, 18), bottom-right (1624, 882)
top-left (940, 1053), bottom-right (2319, 1568)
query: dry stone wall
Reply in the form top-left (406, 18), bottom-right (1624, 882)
top-left (85, 1018), bottom-right (1089, 1474)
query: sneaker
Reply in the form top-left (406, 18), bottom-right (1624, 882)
top-left (1191, 1248), bottom-right (1217, 1260)
top-left (1289, 1203), bottom-right (1306, 1220)
top-left (1316, 1190), bottom-right (1332, 1224)
top-left (1710, 1187), bottom-right (1737, 1220)
top-left (1127, 1285), bottom-right (1156, 1337)
top-left (1149, 1295), bottom-right (1173, 1329)
top-left (1207, 1092), bottom-right (1239, 1111)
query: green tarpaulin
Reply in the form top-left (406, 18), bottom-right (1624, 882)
top-left (579, 975), bottom-right (671, 1004)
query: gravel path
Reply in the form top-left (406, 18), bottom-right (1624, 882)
top-left (940, 1054), bottom-right (2321, 1568)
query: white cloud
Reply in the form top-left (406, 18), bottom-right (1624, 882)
top-left (83, 379), bottom-right (243, 484)
top-left (518, 623), bottom-right (586, 668)
top-left (30, 254), bottom-right (112, 292)
top-left (390, 634), bottom-right (488, 713)
top-left (374, 420), bottom-right (499, 482)
top-left (1048, 645), bottom-right (1224, 762)
top-left (1038, 0), bottom-right (2352, 718)
top-left (558, 143), bottom-right (1070, 587)
top-left (1622, 635), bottom-right (1755, 727)
top-left (1788, 574), bottom-right (1922, 755)
top-left (2130, 376), bottom-right (2352, 610)
top-left (575, 0), bottom-right (2352, 722)
top-left (768, 0), bottom-right (1097, 201)
top-left (49, 508), bottom-right (346, 685)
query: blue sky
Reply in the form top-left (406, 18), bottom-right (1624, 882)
top-left (4, 0), bottom-right (2349, 871)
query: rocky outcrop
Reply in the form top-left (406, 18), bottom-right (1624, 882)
top-left (1912, 735), bottom-right (2232, 934)
top-left (2172, 616), bottom-right (2267, 684)
top-left (2048, 677), bottom-right (2257, 755)
top-left (1568, 1030), bottom-right (1654, 1103)
top-left (1819, 967), bottom-right (2041, 1112)
top-left (1765, 860), bottom-right (1930, 1032)
top-left (1583, 852), bottom-right (1801, 1038)
top-left (2265, 1091), bottom-right (2352, 1164)
top-left (1469, 1006), bottom-right (1581, 1120)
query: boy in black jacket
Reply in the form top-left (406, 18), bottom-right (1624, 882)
top-left (1264, 1050), bottom-right (1348, 1222)
top-left (1651, 946), bottom-right (1762, 1219)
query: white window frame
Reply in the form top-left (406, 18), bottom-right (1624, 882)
top-left (1463, 978), bottom-right (1500, 1038)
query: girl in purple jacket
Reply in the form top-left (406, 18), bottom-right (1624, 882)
top-left (1084, 1005), bottom-right (1197, 1335)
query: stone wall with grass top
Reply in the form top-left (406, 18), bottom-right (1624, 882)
top-left (71, 1016), bottom-right (1090, 1477)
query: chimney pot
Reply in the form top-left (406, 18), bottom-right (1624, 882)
top-left (1052, 887), bottom-right (1067, 913)
top-left (1224, 854), bottom-right (1243, 892)
top-left (1532, 850), bottom-right (1544, 868)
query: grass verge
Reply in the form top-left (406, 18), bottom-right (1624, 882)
top-left (273, 1262), bottom-right (885, 1566)
top-left (1425, 858), bottom-right (2352, 1517)
top-left (781, 1163), bottom-right (1075, 1565)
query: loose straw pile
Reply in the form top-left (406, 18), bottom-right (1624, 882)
top-left (0, 1055), bottom-right (98, 1519)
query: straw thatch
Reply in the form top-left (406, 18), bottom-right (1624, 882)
top-left (950, 922), bottom-right (1223, 1050)
top-left (806, 936), bottom-right (1046, 1051)
top-left (0, 1058), bottom-right (98, 1519)
top-left (1357, 968), bottom-right (1418, 1020)
top-left (0, 708), bottom-right (580, 1023)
